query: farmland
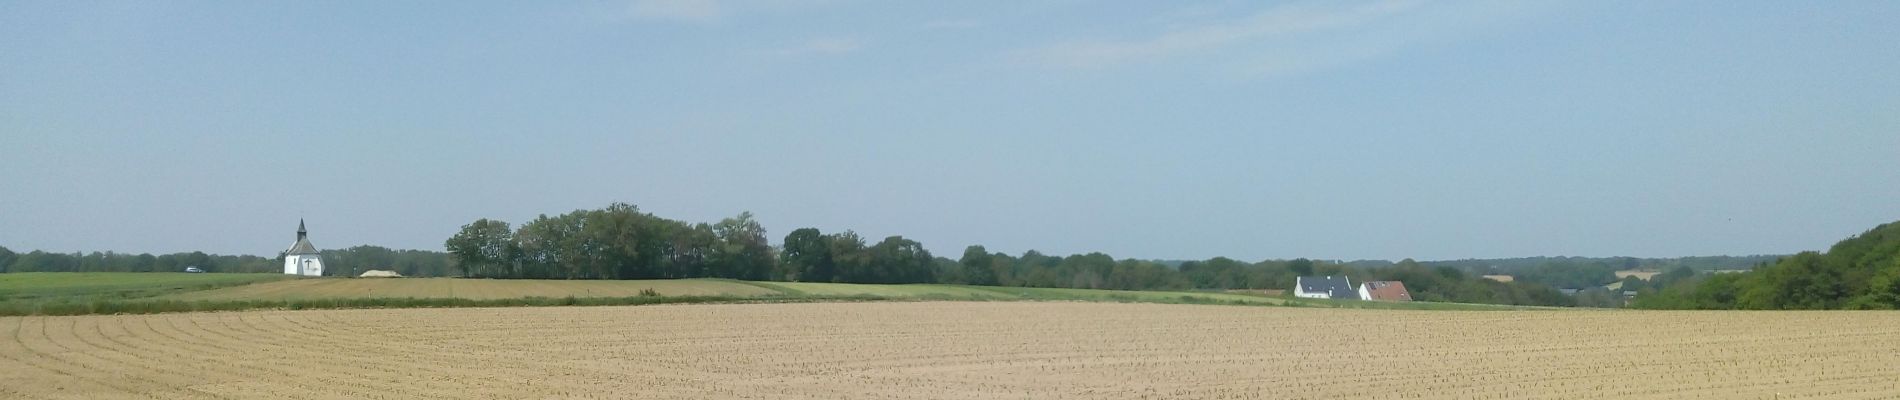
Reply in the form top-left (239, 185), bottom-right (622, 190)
top-left (1615, 270), bottom-right (1661, 280)
top-left (4, 302), bottom-right (1899, 399)
top-left (158, 277), bottom-right (778, 301)
top-left (0, 273), bottom-right (290, 302)
top-left (9, 273), bottom-right (1393, 316)
top-left (150, 276), bottom-right (1294, 306)
top-left (0, 273), bottom-right (293, 315)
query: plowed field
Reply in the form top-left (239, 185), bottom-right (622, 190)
top-left (3, 302), bottom-right (1897, 399)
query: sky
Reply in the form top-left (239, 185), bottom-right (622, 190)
top-left (2, 0), bottom-right (1897, 261)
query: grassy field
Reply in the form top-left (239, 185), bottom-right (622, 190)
top-left (4, 302), bottom-right (1895, 399)
top-left (739, 281), bottom-right (1019, 298)
top-left (0, 273), bottom-right (292, 314)
top-left (0, 273), bottom-right (290, 300)
top-left (0, 273), bottom-right (1528, 315)
top-left (968, 285), bottom-right (1288, 305)
top-left (1615, 269), bottom-right (1662, 280)
top-left (161, 277), bottom-right (777, 301)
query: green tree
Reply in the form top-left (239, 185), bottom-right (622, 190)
top-left (825, 231), bottom-right (869, 282)
top-left (445, 218), bottom-right (517, 278)
top-left (781, 228), bottom-right (832, 282)
top-left (1848, 259), bottom-right (1900, 309)
top-left (959, 245), bottom-right (998, 286)
top-left (855, 235), bottom-right (932, 284)
top-left (664, 223), bottom-right (718, 278)
top-left (514, 213), bottom-right (580, 278)
top-left (0, 245), bottom-right (16, 273)
top-left (1288, 258), bottom-right (1315, 277)
top-left (1616, 275), bottom-right (1648, 292)
top-left (712, 212), bottom-right (773, 280)
top-left (132, 253), bottom-right (157, 273)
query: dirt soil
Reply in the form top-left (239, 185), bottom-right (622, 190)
top-left (2, 302), bottom-right (1897, 399)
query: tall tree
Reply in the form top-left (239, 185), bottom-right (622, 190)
top-left (713, 212), bottom-right (773, 280)
top-left (445, 219), bottom-right (517, 278)
top-left (827, 231), bottom-right (870, 282)
top-left (1289, 258), bottom-right (1316, 276)
top-left (781, 228), bottom-right (832, 282)
top-left (959, 245), bottom-right (997, 286)
top-left (867, 236), bottom-right (933, 284)
top-left (0, 245), bottom-right (14, 273)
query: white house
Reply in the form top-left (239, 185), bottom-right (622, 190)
top-left (283, 220), bottom-right (324, 276)
top-left (1295, 276), bottom-right (1360, 300)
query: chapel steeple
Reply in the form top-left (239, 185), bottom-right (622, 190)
top-left (284, 219), bottom-right (324, 275)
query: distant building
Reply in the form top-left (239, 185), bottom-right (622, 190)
top-left (1295, 276), bottom-right (1360, 300)
top-left (359, 270), bottom-right (403, 278)
top-left (1482, 275), bottom-right (1515, 283)
top-left (283, 220), bottom-right (324, 276)
top-left (1358, 281), bottom-right (1412, 302)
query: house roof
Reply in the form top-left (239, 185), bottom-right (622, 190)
top-left (1361, 281), bottom-right (1412, 302)
top-left (286, 220), bottom-right (319, 255)
top-left (286, 238), bottom-right (319, 255)
top-left (1297, 276), bottom-right (1357, 299)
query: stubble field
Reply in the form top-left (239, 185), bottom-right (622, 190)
top-left (3, 302), bottom-right (1898, 399)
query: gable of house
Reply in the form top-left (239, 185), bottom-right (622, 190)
top-left (1296, 276), bottom-right (1358, 299)
top-left (1360, 281), bottom-right (1412, 302)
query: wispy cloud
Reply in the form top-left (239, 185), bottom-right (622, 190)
top-left (1022, 0), bottom-right (1424, 69)
top-left (920, 19), bottom-right (983, 31)
top-left (772, 37), bottom-right (863, 56)
top-left (628, 0), bottom-right (723, 23)
top-left (1018, 0), bottom-right (1535, 76)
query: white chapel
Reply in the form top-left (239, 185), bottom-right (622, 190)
top-left (283, 220), bottom-right (325, 276)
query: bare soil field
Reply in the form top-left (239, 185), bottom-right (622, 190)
top-left (3, 302), bottom-right (1898, 399)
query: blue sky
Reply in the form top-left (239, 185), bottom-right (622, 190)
top-left (2, 0), bottom-right (1896, 261)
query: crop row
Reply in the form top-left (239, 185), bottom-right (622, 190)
top-left (2, 303), bottom-right (1898, 399)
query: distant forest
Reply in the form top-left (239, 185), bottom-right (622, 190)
top-left (11, 202), bottom-right (1887, 309)
top-left (437, 204), bottom-right (1580, 305)
top-left (0, 245), bottom-right (454, 277)
top-left (1632, 221), bottom-right (1900, 310)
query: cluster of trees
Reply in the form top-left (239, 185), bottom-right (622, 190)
top-left (1314, 259), bottom-right (1568, 306)
top-left (444, 203), bottom-right (773, 280)
top-left (27, 203), bottom-right (1873, 311)
top-left (0, 246), bottom-right (281, 273)
top-left (1633, 221), bottom-right (1900, 310)
top-left (938, 249), bottom-right (1194, 290)
top-left (779, 229), bottom-right (935, 284)
top-left (321, 246), bottom-right (454, 277)
top-left (929, 249), bottom-right (1571, 306)
top-left (1508, 261), bottom-right (1622, 289)
top-left (1417, 255), bottom-right (1779, 274)
top-left (436, 204), bottom-right (1578, 306)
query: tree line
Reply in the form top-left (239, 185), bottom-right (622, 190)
top-left (0, 244), bottom-right (455, 277)
top-left (444, 203), bottom-right (773, 280)
top-left (1633, 221), bottom-right (1900, 310)
top-left (1409, 255), bottom-right (1779, 274)
top-left (28, 203), bottom-right (1867, 309)
top-left (933, 252), bottom-right (1573, 306)
top-left (440, 204), bottom-right (1576, 306)
top-left (0, 247), bottom-right (280, 274)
